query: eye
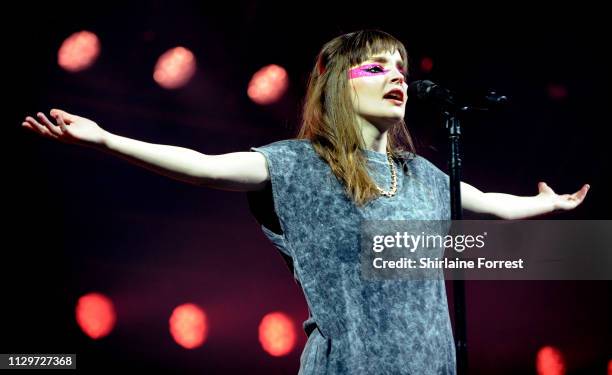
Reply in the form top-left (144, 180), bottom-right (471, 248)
top-left (365, 65), bottom-right (385, 73)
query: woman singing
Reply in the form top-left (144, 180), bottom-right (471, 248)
top-left (22, 29), bottom-right (589, 374)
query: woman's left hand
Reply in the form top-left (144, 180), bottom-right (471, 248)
top-left (537, 182), bottom-right (590, 211)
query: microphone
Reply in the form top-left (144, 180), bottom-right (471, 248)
top-left (408, 80), bottom-right (508, 109)
top-left (408, 80), bottom-right (455, 106)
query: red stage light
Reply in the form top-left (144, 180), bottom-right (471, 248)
top-left (57, 31), bottom-right (100, 72)
top-left (420, 57), bottom-right (434, 73)
top-left (536, 346), bottom-right (565, 375)
top-left (247, 64), bottom-right (289, 105)
top-left (75, 292), bottom-right (116, 339)
top-left (258, 312), bottom-right (296, 357)
top-left (154, 47), bottom-right (197, 89)
top-left (169, 303), bottom-right (208, 349)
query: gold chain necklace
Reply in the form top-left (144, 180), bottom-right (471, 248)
top-left (375, 151), bottom-right (398, 197)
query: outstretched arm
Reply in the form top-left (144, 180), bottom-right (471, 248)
top-left (461, 181), bottom-right (590, 219)
top-left (22, 109), bottom-right (269, 192)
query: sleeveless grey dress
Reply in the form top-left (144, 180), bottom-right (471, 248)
top-left (246, 139), bottom-right (456, 374)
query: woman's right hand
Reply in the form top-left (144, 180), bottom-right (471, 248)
top-left (22, 109), bottom-right (108, 147)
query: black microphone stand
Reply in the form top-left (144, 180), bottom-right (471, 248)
top-left (441, 90), bottom-right (507, 375)
top-left (445, 108), bottom-right (467, 375)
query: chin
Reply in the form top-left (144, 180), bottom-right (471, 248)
top-left (383, 111), bottom-right (405, 123)
top-left (376, 117), bottom-right (404, 129)
top-left (361, 112), bottom-right (405, 129)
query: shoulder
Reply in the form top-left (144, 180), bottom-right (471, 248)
top-left (250, 139), bottom-right (321, 180)
top-left (251, 139), bottom-right (312, 155)
top-left (250, 139), bottom-right (322, 168)
top-left (412, 154), bottom-right (442, 171)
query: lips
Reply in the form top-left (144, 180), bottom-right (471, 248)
top-left (383, 88), bottom-right (405, 103)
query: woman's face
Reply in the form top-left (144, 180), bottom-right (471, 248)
top-left (348, 50), bottom-right (407, 129)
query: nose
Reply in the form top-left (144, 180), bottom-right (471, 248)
top-left (390, 68), bottom-right (406, 86)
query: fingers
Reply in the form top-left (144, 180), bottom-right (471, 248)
top-left (50, 108), bottom-right (75, 123)
top-left (538, 181), bottom-right (555, 194)
top-left (54, 111), bottom-right (69, 133)
top-left (23, 115), bottom-right (59, 139)
top-left (571, 184), bottom-right (590, 201)
top-left (36, 112), bottom-right (63, 137)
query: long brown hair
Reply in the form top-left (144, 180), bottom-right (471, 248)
top-left (298, 30), bottom-right (417, 206)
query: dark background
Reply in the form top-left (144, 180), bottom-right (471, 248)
top-left (5, 1), bottom-right (611, 374)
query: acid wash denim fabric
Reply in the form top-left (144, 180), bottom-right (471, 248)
top-left (246, 139), bottom-right (456, 375)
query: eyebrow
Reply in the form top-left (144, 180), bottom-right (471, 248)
top-left (368, 56), bottom-right (406, 69)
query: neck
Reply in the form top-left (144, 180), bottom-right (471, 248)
top-left (358, 118), bottom-right (390, 154)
